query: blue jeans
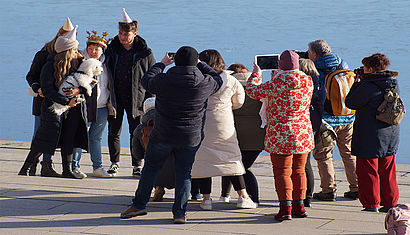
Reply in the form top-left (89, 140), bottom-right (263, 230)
top-left (72, 107), bottom-right (108, 170)
top-left (34, 115), bottom-right (53, 162)
top-left (132, 139), bottom-right (200, 218)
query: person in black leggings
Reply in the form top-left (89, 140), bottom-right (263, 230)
top-left (219, 64), bottom-right (266, 205)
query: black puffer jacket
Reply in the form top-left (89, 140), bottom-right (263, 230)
top-left (30, 52), bottom-right (88, 155)
top-left (142, 62), bottom-right (222, 147)
top-left (345, 71), bottom-right (400, 158)
top-left (105, 35), bottom-right (155, 118)
top-left (26, 47), bottom-right (48, 116)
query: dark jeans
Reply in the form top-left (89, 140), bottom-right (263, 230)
top-left (221, 150), bottom-right (261, 203)
top-left (305, 152), bottom-right (314, 199)
top-left (107, 102), bottom-right (140, 165)
top-left (132, 138), bottom-right (200, 218)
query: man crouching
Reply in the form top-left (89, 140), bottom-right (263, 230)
top-left (120, 46), bottom-right (223, 224)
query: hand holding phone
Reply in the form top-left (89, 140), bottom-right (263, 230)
top-left (168, 52), bottom-right (176, 59)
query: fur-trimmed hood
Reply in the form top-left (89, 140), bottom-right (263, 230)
top-left (362, 70), bottom-right (399, 91)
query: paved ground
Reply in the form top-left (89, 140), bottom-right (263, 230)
top-left (1, 140), bottom-right (409, 234)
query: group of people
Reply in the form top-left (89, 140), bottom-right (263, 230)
top-left (19, 8), bottom-right (401, 224)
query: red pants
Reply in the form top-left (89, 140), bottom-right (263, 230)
top-left (271, 153), bottom-right (308, 201)
top-left (356, 156), bottom-right (399, 208)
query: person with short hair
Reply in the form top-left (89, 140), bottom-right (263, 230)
top-left (105, 8), bottom-right (155, 176)
top-left (345, 53), bottom-right (400, 213)
top-left (308, 40), bottom-right (358, 201)
top-left (120, 46), bottom-right (222, 224)
top-left (246, 50), bottom-right (314, 221)
top-left (71, 30), bottom-right (115, 178)
top-left (21, 17), bottom-right (74, 177)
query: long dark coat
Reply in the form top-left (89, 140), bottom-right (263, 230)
top-left (30, 52), bottom-right (88, 155)
top-left (345, 70), bottom-right (400, 158)
top-left (26, 47), bottom-right (48, 116)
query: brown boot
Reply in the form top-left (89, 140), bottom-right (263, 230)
top-left (40, 160), bottom-right (61, 177)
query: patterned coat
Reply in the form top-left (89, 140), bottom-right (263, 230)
top-left (245, 70), bottom-right (314, 154)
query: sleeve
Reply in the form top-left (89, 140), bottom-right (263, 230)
top-left (196, 62), bottom-right (223, 94)
top-left (40, 62), bottom-right (70, 105)
top-left (345, 81), bottom-right (373, 110)
top-left (141, 62), bottom-right (166, 94)
top-left (231, 78), bottom-right (245, 110)
top-left (245, 72), bottom-right (277, 99)
top-left (132, 124), bottom-right (146, 161)
top-left (26, 50), bottom-right (48, 93)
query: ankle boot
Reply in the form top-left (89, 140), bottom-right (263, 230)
top-left (41, 160), bottom-right (62, 177)
top-left (18, 161), bottom-right (32, 176)
top-left (61, 161), bottom-right (76, 178)
top-left (292, 203), bottom-right (308, 218)
top-left (274, 205), bottom-right (292, 221)
top-left (28, 160), bottom-right (39, 176)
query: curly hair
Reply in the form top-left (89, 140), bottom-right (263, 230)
top-left (362, 53), bottom-right (390, 72)
top-left (53, 48), bottom-right (79, 87)
top-left (199, 49), bottom-right (225, 74)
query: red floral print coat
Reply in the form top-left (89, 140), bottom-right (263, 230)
top-left (245, 70), bottom-right (314, 154)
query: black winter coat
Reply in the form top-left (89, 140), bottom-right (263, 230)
top-left (142, 62), bottom-right (223, 147)
top-left (30, 52), bottom-right (88, 155)
top-left (26, 47), bottom-right (48, 116)
top-left (105, 35), bottom-right (155, 118)
top-left (345, 71), bottom-right (400, 159)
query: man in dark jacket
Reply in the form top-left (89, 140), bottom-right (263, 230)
top-left (105, 11), bottom-right (155, 176)
top-left (120, 46), bottom-right (222, 224)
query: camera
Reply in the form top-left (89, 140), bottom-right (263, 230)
top-left (168, 52), bottom-right (176, 58)
top-left (293, 50), bottom-right (309, 59)
top-left (354, 66), bottom-right (364, 79)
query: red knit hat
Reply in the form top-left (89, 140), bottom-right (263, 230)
top-left (278, 50), bottom-right (299, 70)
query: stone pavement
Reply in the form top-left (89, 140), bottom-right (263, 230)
top-left (1, 140), bottom-right (409, 234)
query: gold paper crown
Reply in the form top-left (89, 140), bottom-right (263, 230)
top-left (86, 30), bottom-right (112, 48)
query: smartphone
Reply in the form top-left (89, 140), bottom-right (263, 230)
top-left (255, 54), bottom-right (280, 70)
top-left (168, 52), bottom-right (176, 58)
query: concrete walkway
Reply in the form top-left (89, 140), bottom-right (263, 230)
top-left (1, 140), bottom-right (409, 234)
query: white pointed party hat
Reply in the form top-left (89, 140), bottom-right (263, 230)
top-left (122, 8), bottom-right (132, 23)
top-left (62, 17), bottom-right (74, 31)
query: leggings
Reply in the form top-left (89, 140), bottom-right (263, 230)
top-left (193, 176), bottom-right (245, 195)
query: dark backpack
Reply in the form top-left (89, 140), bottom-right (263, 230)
top-left (375, 86), bottom-right (405, 125)
top-left (141, 118), bottom-right (154, 150)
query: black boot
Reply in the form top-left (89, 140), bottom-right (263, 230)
top-left (61, 155), bottom-right (76, 179)
top-left (18, 161), bottom-right (32, 176)
top-left (40, 160), bottom-right (62, 177)
top-left (18, 151), bottom-right (41, 176)
top-left (28, 160), bottom-right (39, 176)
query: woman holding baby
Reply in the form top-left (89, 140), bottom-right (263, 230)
top-left (18, 25), bottom-right (89, 179)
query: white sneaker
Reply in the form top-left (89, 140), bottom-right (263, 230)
top-left (72, 168), bottom-right (87, 179)
top-left (200, 199), bottom-right (212, 210)
top-left (219, 196), bottom-right (230, 203)
top-left (93, 167), bottom-right (113, 178)
top-left (237, 197), bottom-right (257, 209)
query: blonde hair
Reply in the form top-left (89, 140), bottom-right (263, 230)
top-left (299, 58), bottom-right (319, 77)
top-left (53, 48), bottom-right (79, 87)
top-left (44, 27), bottom-right (70, 53)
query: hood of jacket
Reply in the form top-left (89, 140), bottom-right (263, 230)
top-left (314, 54), bottom-right (344, 70)
top-left (274, 69), bottom-right (311, 89)
top-left (362, 70), bottom-right (399, 91)
top-left (165, 65), bottom-right (205, 88)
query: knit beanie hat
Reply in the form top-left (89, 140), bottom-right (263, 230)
top-left (174, 46), bottom-right (199, 66)
top-left (121, 8), bottom-right (132, 23)
top-left (55, 25), bottom-right (79, 53)
top-left (62, 17), bottom-right (74, 31)
top-left (143, 97), bottom-right (156, 114)
top-left (278, 50), bottom-right (299, 70)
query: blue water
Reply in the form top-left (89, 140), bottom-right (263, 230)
top-left (1, 0), bottom-right (409, 163)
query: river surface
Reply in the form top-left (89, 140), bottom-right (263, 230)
top-left (1, 0), bottom-right (409, 163)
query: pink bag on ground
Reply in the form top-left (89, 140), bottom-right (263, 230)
top-left (385, 204), bottom-right (410, 235)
